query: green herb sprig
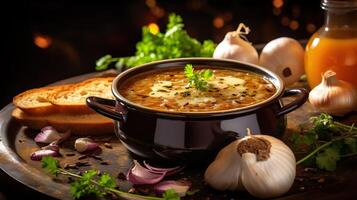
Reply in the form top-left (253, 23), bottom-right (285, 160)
top-left (291, 113), bottom-right (357, 171)
top-left (184, 64), bottom-right (213, 91)
top-left (96, 13), bottom-right (216, 70)
top-left (41, 157), bottom-right (180, 200)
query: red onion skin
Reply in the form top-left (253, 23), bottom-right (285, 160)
top-left (41, 126), bottom-right (56, 132)
top-left (74, 138), bottom-right (99, 153)
top-left (143, 161), bottom-right (185, 176)
top-left (127, 171), bottom-right (166, 185)
top-left (126, 160), bottom-right (166, 185)
top-left (30, 149), bottom-right (59, 161)
top-left (154, 180), bottom-right (192, 197)
top-left (34, 129), bottom-right (60, 143)
top-left (41, 142), bottom-right (59, 152)
top-left (144, 161), bottom-right (185, 176)
top-left (34, 127), bottom-right (71, 144)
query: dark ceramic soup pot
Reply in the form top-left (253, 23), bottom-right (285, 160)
top-left (87, 58), bottom-right (308, 163)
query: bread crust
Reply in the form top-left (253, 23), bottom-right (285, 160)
top-left (12, 77), bottom-right (116, 136)
top-left (12, 108), bottom-right (114, 135)
top-left (13, 85), bottom-right (67, 115)
top-left (48, 77), bottom-right (115, 112)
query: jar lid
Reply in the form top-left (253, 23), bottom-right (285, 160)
top-left (322, 0), bottom-right (357, 10)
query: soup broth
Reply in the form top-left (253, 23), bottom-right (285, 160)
top-left (119, 67), bottom-right (276, 112)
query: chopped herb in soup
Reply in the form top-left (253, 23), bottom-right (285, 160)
top-left (119, 66), bottom-right (276, 112)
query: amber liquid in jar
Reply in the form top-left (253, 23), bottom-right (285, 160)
top-left (305, 32), bottom-right (357, 88)
top-left (305, 0), bottom-right (357, 89)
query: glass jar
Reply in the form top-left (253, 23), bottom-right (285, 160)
top-left (305, 0), bottom-right (357, 89)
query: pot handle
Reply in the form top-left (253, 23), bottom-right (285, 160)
top-left (276, 88), bottom-right (308, 117)
top-left (86, 96), bottom-right (125, 121)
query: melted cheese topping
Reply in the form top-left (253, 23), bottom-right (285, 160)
top-left (119, 67), bottom-right (276, 112)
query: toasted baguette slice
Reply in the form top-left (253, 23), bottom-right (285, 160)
top-left (13, 85), bottom-right (69, 115)
top-left (48, 77), bottom-right (114, 112)
top-left (12, 108), bottom-right (114, 135)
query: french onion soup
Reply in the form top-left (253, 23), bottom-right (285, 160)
top-left (119, 66), bottom-right (276, 112)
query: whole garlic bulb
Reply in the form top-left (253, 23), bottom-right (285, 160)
top-left (213, 23), bottom-right (259, 65)
top-left (204, 129), bottom-right (296, 199)
top-left (259, 37), bottom-right (305, 85)
top-left (309, 70), bottom-right (357, 116)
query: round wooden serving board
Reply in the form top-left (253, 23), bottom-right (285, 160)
top-left (1, 71), bottom-right (357, 200)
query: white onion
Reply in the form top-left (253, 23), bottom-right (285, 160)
top-left (259, 37), bottom-right (305, 85)
top-left (213, 23), bottom-right (259, 65)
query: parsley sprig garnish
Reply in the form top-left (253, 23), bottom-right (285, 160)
top-left (96, 13), bottom-right (216, 70)
top-left (184, 64), bottom-right (213, 91)
top-left (292, 113), bottom-right (357, 171)
top-left (41, 157), bottom-right (180, 200)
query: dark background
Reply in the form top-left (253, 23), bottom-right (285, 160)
top-left (3, 0), bottom-right (323, 108)
top-left (2, 0), bottom-right (323, 199)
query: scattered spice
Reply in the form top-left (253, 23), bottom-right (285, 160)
top-left (104, 143), bottom-right (112, 149)
top-left (304, 167), bottom-right (318, 173)
top-left (100, 161), bottom-right (110, 165)
top-left (66, 153), bottom-right (75, 157)
top-left (317, 177), bottom-right (325, 183)
top-left (117, 172), bottom-right (126, 180)
top-left (89, 155), bottom-right (103, 161)
top-left (78, 155), bottom-right (88, 160)
top-left (75, 161), bottom-right (90, 167)
top-left (181, 91), bottom-right (191, 97)
top-left (67, 177), bottom-right (74, 183)
top-left (137, 187), bottom-right (150, 195)
top-left (64, 163), bottom-right (78, 169)
top-left (295, 177), bottom-right (304, 182)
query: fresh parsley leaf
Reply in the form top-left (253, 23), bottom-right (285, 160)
top-left (96, 54), bottom-right (114, 70)
top-left (316, 145), bottom-right (341, 171)
top-left (184, 64), bottom-right (194, 79)
top-left (70, 170), bottom-right (102, 199)
top-left (41, 157), bottom-right (59, 175)
top-left (163, 189), bottom-right (180, 200)
top-left (71, 179), bottom-right (102, 199)
top-left (291, 132), bottom-right (317, 146)
top-left (311, 113), bottom-right (339, 139)
top-left (295, 113), bottom-right (357, 171)
top-left (96, 13), bottom-right (216, 70)
top-left (184, 64), bottom-right (213, 91)
top-left (344, 137), bottom-right (357, 153)
top-left (41, 159), bottom-right (174, 200)
top-left (186, 189), bottom-right (200, 196)
top-left (200, 40), bottom-right (217, 57)
top-left (98, 173), bottom-right (117, 189)
top-left (167, 13), bottom-right (183, 30)
top-left (202, 69), bottom-right (213, 79)
top-left (82, 170), bottom-right (98, 180)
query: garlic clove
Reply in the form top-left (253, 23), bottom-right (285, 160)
top-left (204, 141), bottom-right (243, 191)
top-left (205, 129), bottom-right (296, 198)
top-left (239, 135), bottom-right (296, 199)
top-left (309, 70), bottom-right (357, 116)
